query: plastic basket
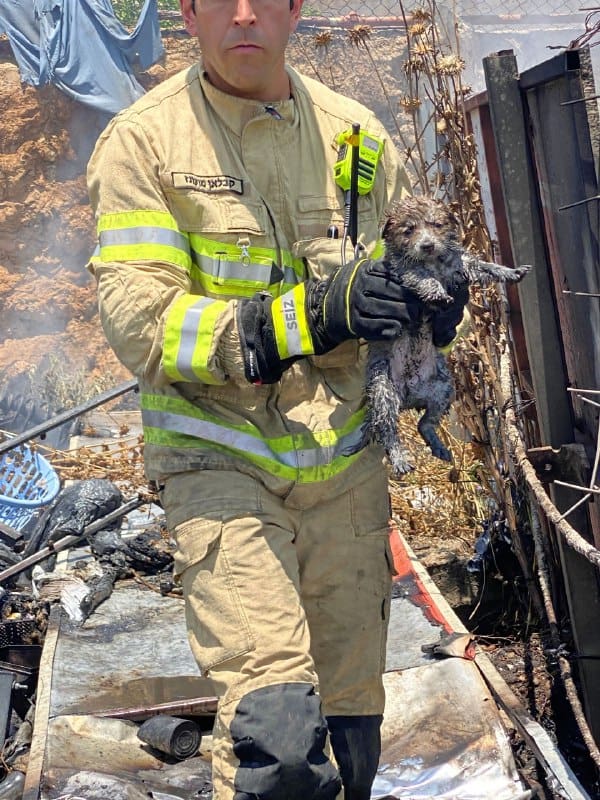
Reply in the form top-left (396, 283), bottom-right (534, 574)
top-left (0, 444), bottom-right (61, 531)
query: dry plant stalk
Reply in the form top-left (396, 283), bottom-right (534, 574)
top-left (568, 7), bottom-right (600, 49)
top-left (395, 4), bottom-right (530, 531)
top-left (42, 435), bottom-right (149, 495)
top-left (293, 12), bottom-right (519, 549)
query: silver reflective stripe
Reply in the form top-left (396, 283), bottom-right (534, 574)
top-left (191, 251), bottom-right (301, 287)
top-left (176, 297), bottom-right (215, 380)
top-left (142, 408), bottom-right (364, 468)
top-left (99, 226), bottom-right (189, 251)
top-left (192, 251), bottom-right (270, 283)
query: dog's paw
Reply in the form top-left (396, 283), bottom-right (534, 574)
top-left (513, 264), bottom-right (531, 281)
top-left (422, 289), bottom-right (453, 307)
top-left (387, 452), bottom-right (415, 476)
top-left (430, 442), bottom-right (452, 462)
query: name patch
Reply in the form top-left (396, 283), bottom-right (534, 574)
top-left (171, 172), bottom-right (244, 194)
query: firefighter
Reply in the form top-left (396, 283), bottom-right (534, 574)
top-left (87, 0), bottom-right (467, 797)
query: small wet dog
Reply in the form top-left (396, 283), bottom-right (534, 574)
top-left (351, 195), bottom-right (529, 476)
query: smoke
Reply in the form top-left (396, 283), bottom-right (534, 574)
top-left (458, 13), bottom-right (600, 94)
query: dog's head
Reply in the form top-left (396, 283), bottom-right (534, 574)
top-left (382, 196), bottom-right (461, 265)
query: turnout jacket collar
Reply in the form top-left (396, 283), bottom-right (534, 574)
top-left (199, 65), bottom-right (297, 137)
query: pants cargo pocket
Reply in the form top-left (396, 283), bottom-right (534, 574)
top-left (175, 518), bottom-right (254, 673)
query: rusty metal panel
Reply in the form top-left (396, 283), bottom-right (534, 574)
top-left (483, 47), bottom-right (600, 745)
top-left (522, 49), bottom-right (600, 452)
top-left (483, 50), bottom-right (573, 449)
top-left (48, 584), bottom-right (213, 718)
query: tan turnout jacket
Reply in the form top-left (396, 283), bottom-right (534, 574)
top-left (87, 63), bottom-right (410, 494)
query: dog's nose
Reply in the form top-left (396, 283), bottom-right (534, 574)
top-left (419, 241), bottom-right (435, 255)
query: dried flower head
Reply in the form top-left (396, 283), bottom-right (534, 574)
top-left (399, 95), bottom-right (422, 113)
top-left (403, 55), bottom-right (426, 74)
top-left (411, 8), bottom-right (432, 23)
top-left (436, 55), bottom-right (465, 76)
top-left (414, 42), bottom-right (434, 56)
top-left (347, 25), bottom-right (372, 48)
top-left (408, 22), bottom-right (428, 36)
top-left (313, 31), bottom-right (333, 50)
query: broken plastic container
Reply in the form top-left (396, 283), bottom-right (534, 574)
top-left (0, 443), bottom-right (60, 531)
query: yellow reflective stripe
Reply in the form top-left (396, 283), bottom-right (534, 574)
top-left (97, 210), bottom-right (182, 232)
top-left (271, 284), bottom-right (315, 358)
top-left (140, 393), bottom-right (365, 482)
top-left (163, 295), bottom-right (228, 385)
top-left (188, 234), bottom-right (275, 263)
top-left (188, 232), bottom-right (304, 297)
top-left (192, 269), bottom-right (277, 299)
top-left (194, 276), bottom-right (300, 299)
top-left (97, 210), bottom-right (192, 269)
top-left (99, 243), bottom-right (192, 268)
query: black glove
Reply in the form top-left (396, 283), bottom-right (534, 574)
top-left (237, 292), bottom-right (296, 384)
top-left (431, 280), bottom-right (469, 349)
top-left (306, 257), bottom-right (422, 353)
top-left (238, 258), bottom-right (422, 384)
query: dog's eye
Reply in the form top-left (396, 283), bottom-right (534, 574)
top-left (432, 221), bottom-right (445, 228)
top-left (403, 224), bottom-right (415, 234)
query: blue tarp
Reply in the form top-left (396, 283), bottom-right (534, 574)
top-left (0, 0), bottom-right (164, 115)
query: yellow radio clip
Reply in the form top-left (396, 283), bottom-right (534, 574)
top-left (333, 129), bottom-right (384, 195)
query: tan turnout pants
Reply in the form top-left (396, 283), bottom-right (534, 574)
top-left (161, 467), bottom-right (394, 800)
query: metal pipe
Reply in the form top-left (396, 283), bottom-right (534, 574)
top-left (0, 379), bottom-right (138, 456)
top-left (0, 496), bottom-right (146, 582)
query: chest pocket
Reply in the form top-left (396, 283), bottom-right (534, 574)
top-left (162, 182), bottom-right (286, 298)
top-left (295, 193), bottom-right (378, 279)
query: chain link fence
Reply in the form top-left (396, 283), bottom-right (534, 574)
top-left (300, 0), bottom-right (587, 18)
top-left (148, 0), bottom-right (590, 25)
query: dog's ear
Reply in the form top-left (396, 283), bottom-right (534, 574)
top-left (382, 205), bottom-right (398, 239)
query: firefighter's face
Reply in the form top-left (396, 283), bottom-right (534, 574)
top-left (180, 0), bottom-right (302, 102)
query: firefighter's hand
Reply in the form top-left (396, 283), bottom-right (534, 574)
top-left (306, 257), bottom-right (422, 353)
top-left (431, 280), bottom-right (470, 349)
top-left (237, 258), bottom-right (423, 385)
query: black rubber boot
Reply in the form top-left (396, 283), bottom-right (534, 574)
top-left (327, 714), bottom-right (383, 800)
top-left (230, 683), bottom-right (342, 800)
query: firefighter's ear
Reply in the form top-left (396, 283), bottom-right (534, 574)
top-left (289, 0), bottom-right (303, 25)
top-left (181, 0), bottom-right (198, 35)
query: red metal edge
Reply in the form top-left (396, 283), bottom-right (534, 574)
top-left (388, 519), bottom-right (453, 632)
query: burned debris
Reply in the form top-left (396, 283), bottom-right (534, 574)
top-left (0, 387), bottom-right (186, 792)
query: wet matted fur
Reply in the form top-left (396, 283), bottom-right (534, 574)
top-left (351, 195), bottom-right (529, 476)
